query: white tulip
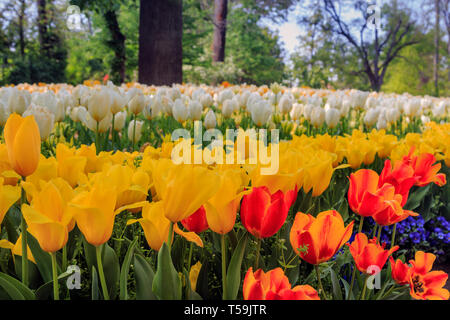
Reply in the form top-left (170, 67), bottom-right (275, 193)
top-left (114, 111), bottom-right (127, 131)
top-left (128, 93), bottom-right (145, 115)
top-left (251, 100), bottom-right (272, 127)
top-left (325, 108), bottom-right (340, 128)
top-left (290, 103), bottom-right (303, 121)
top-left (110, 91), bottom-right (127, 114)
top-left (204, 109), bottom-right (217, 129)
top-left (364, 108), bottom-right (379, 126)
top-left (0, 101), bottom-right (11, 126)
top-left (128, 119), bottom-right (144, 142)
top-left (200, 94), bottom-right (213, 109)
top-left (8, 89), bottom-right (28, 115)
top-left (222, 99), bottom-right (235, 118)
top-left (23, 103), bottom-right (55, 140)
top-left (278, 96), bottom-right (293, 114)
top-left (172, 98), bottom-right (188, 123)
top-left (310, 106), bottom-right (325, 127)
top-left (188, 100), bottom-right (203, 121)
top-left (303, 104), bottom-right (315, 121)
top-left (87, 89), bottom-right (111, 122)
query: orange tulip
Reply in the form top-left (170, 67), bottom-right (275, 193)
top-left (390, 257), bottom-right (411, 285)
top-left (408, 251), bottom-right (449, 300)
top-left (290, 210), bottom-right (354, 265)
top-left (4, 114), bottom-right (41, 177)
top-left (347, 233), bottom-right (398, 274)
top-left (401, 149), bottom-right (446, 187)
top-left (243, 267), bottom-right (320, 300)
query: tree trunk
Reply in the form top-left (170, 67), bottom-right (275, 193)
top-left (18, 0), bottom-right (26, 58)
top-left (212, 0), bottom-right (228, 62)
top-left (138, 0), bottom-right (183, 85)
top-left (104, 10), bottom-right (126, 84)
top-left (434, 0), bottom-right (440, 96)
top-left (37, 0), bottom-right (49, 54)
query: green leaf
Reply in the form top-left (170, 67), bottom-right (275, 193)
top-left (0, 272), bottom-right (35, 300)
top-left (404, 185), bottom-right (430, 210)
top-left (183, 268), bottom-right (202, 300)
top-left (119, 237), bottom-right (138, 300)
top-left (341, 278), bottom-right (355, 300)
top-left (100, 243), bottom-right (120, 300)
top-left (35, 271), bottom-right (72, 300)
top-left (330, 268), bottom-right (343, 300)
top-left (152, 242), bottom-right (182, 300)
top-left (224, 234), bottom-right (248, 300)
top-left (0, 274), bottom-right (25, 300)
top-left (26, 232), bottom-right (53, 283)
top-left (91, 267), bottom-right (99, 301)
top-left (82, 237), bottom-right (97, 272)
top-left (133, 254), bottom-right (156, 300)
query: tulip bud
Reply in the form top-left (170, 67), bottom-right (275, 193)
top-left (204, 109), bottom-right (217, 129)
top-left (222, 99), bottom-right (235, 118)
top-left (172, 98), bottom-right (188, 123)
top-left (128, 119), bottom-right (144, 142)
top-left (88, 89), bottom-right (111, 122)
top-left (290, 103), bottom-right (303, 121)
top-left (188, 100), bottom-right (203, 121)
top-left (23, 103), bottom-right (55, 140)
top-left (278, 96), bottom-right (293, 114)
top-left (310, 106), bottom-right (325, 127)
top-left (325, 108), bottom-right (340, 128)
top-left (110, 91), bottom-right (126, 114)
top-left (250, 100), bottom-right (272, 127)
top-left (114, 111), bottom-right (127, 131)
top-left (128, 94), bottom-right (146, 115)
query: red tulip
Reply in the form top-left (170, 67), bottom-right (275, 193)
top-left (390, 257), bottom-right (411, 285)
top-left (243, 267), bottom-right (320, 300)
top-left (347, 233), bottom-right (398, 274)
top-left (379, 159), bottom-right (417, 206)
top-left (241, 186), bottom-right (297, 239)
top-left (401, 149), bottom-right (446, 187)
top-left (181, 206), bottom-right (208, 233)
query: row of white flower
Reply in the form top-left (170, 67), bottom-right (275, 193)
top-left (0, 82), bottom-right (449, 140)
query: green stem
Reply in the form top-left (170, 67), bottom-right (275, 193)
top-left (347, 263), bottom-right (357, 300)
top-left (96, 245), bottom-right (110, 300)
top-left (20, 185), bottom-right (28, 286)
top-left (358, 216), bottom-right (364, 233)
top-left (111, 113), bottom-right (115, 150)
top-left (51, 252), bottom-right (59, 300)
top-left (221, 234), bottom-right (227, 300)
top-left (132, 113), bottom-right (137, 151)
top-left (377, 225), bottom-right (382, 244)
top-left (379, 285), bottom-right (397, 300)
top-left (360, 275), bottom-right (368, 300)
top-left (167, 222), bottom-right (174, 251)
top-left (390, 224), bottom-right (397, 249)
top-left (254, 237), bottom-right (261, 270)
top-left (62, 245), bottom-right (67, 273)
top-left (95, 121), bottom-right (100, 154)
top-left (372, 223), bottom-right (378, 239)
top-left (315, 264), bottom-right (327, 300)
top-left (187, 242), bottom-right (193, 272)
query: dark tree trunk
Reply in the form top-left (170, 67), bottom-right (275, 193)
top-left (19, 0), bottom-right (25, 57)
top-left (37, 0), bottom-right (49, 53)
top-left (213, 0), bottom-right (228, 62)
top-left (104, 10), bottom-right (126, 84)
top-left (434, 0), bottom-right (440, 96)
top-left (138, 0), bottom-right (182, 85)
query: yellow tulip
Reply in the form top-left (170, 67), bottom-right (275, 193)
top-left (56, 144), bottom-right (87, 187)
top-left (21, 179), bottom-right (74, 252)
top-left (69, 180), bottom-right (145, 247)
top-left (128, 201), bottom-right (203, 251)
top-left (4, 113), bottom-right (41, 177)
top-left (0, 235), bottom-right (35, 263)
top-left (0, 144), bottom-right (20, 185)
top-left (0, 177), bottom-right (21, 226)
top-left (204, 168), bottom-right (249, 235)
top-left (152, 159), bottom-right (220, 222)
top-left (189, 261), bottom-right (202, 292)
